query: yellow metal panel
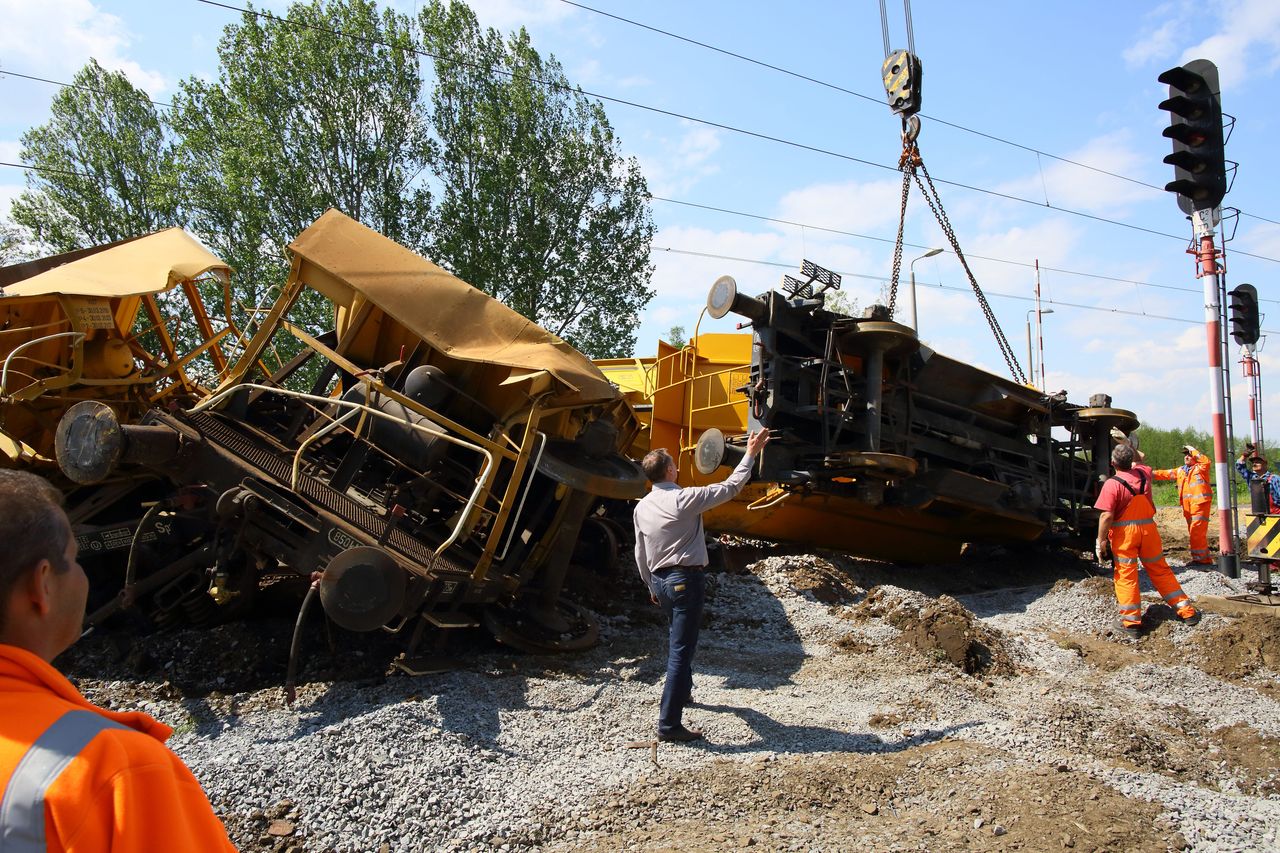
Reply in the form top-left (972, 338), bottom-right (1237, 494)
top-left (1247, 514), bottom-right (1280, 559)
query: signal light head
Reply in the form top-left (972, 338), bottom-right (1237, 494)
top-left (1157, 59), bottom-right (1225, 213)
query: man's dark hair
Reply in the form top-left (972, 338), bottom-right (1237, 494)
top-left (1111, 443), bottom-right (1135, 472)
top-left (0, 470), bottom-right (70, 633)
top-left (641, 448), bottom-right (674, 483)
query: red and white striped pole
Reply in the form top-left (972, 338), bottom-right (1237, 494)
top-left (1242, 346), bottom-right (1263, 448)
top-left (1194, 210), bottom-right (1238, 577)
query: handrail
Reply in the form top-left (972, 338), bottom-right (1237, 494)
top-left (0, 331), bottom-right (86, 397)
top-left (191, 383), bottom-right (495, 557)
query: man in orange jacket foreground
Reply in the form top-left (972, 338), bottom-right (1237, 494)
top-left (0, 470), bottom-right (234, 851)
top-left (1152, 444), bottom-right (1214, 565)
top-left (1095, 444), bottom-right (1202, 639)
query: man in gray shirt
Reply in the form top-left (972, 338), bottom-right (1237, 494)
top-left (634, 428), bottom-right (771, 742)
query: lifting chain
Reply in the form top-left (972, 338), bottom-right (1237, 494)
top-left (884, 117), bottom-right (1028, 386)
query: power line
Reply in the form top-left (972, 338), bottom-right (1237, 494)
top-left (0, 69), bottom-right (174, 108)
top-left (3, 152), bottom-right (1278, 309)
top-left (649, 195), bottom-right (1278, 303)
top-left (652, 244), bottom-right (1280, 335)
top-left (189, 0), bottom-right (1280, 265)
top-left (558, 0), bottom-right (1280, 229)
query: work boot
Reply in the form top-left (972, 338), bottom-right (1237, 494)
top-left (1176, 607), bottom-right (1202, 627)
top-left (1114, 619), bottom-right (1143, 640)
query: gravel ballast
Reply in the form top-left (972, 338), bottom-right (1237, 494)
top-left (68, 543), bottom-right (1280, 852)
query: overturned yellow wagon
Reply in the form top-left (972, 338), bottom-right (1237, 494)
top-left (56, 210), bottom-right (644, 665)
top-left (0, 230), bottom-right (235, 469)
top-left (603, 262), bottom-right (1136, 563)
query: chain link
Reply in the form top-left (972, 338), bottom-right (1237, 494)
top-left (912, 158), bottom-right (1027, 385)
top-left (886, 132), bottom-right (1028, 384)
top-left (886, 167), bottom-right (912, 317)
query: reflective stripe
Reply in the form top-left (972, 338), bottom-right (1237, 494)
top-left (1114, 555), bottom-right (1139, 565)
top-left (0, 710), bottom-right (127, 852)
top-left (1190, 515), bottom-right (1210, 522)
top-left (1118, 606), bottom-right (1141, 614)
top-left (1162, 590), bottom-right (1189, 603)
top-left (1112, 518), bottom-right (1154, 527)
top-left (1139, 554), bottom-right (1166, 565)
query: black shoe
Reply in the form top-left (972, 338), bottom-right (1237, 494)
top-left (1177, 609), bottom-right (1202, 626)
top-left (658, 726), bottom-right (704, 743)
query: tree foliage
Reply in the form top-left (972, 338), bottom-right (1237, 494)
top-left (9, 0), bottom-right (657, 362)
top-left (10, 59), bottom-right (179, 252)
top-left (0, 220), bottom-right (31, 266)
top-left (419, 0), bottom-right (654, 358)
top-left (170, 0), bottom-right (432, 311)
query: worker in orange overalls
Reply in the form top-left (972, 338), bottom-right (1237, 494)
top-left (0, 470), bottom-right (234, 852)
top-left (1094, 443), bottom-right (1201, 638)
top-left (1152, 444), bottom-right (1214, 565)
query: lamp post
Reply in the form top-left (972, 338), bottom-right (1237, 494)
top-left (1025, 308), bottom-right (1054, 388)
top-left (908, 247), bottom-right (943, 332)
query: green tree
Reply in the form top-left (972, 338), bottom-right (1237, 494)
top-left (170, 0), bottom-right (433, 319)
top-left (419, 0), bottom-right (655, 359)
top-left (0, 220), bottom-right (31, 265)
top-left (667, 325), bottom-right (687, 347)
top-left (10, 59), bottom-right (179, 253)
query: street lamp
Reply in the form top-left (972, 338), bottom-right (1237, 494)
top-left (908, 248), bottom-right (944, 332)
top-left (1025, 308), bottom-right (1054, 388)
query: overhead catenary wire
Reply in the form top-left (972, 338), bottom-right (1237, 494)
top-left (5, 148), bottom-right (1273, 308)
top-left (183, 0), bottom-right (1280, 264)
top-left (556, 0), bottom-right (1280, 227)
top-left (651, 244), bottom-right (1280, 335)
top-left (6, 9), bottom-right (1280, 271)
top-left (650, 195), bottom-right (1280, 306)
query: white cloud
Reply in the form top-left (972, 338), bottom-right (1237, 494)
top-left (1125, 0), bottom-right (1280, 88)
top-left (637, 123), bottom-right (722, 197)
top-left (1124, 18), bottom-right (1182, 67)
top-left (775, 178), bottom-right (908, 236)
top-left (464, 0), bottom-right (576, 34)
top-left (992, 131), bottom-right (1156, 216)
top-left (0, 0), bottom-right (167, 94)
top-left (1237, 221), bottom-right (1280, 260)
top-left (1180, 0), bottom-right (1280, 88)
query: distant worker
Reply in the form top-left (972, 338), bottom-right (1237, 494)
top-left (1236, 443), bottom-right (1280, 514)
top-left (0, 470), bottom-right (234, 852)
top-left (1094, 444), bottom-right (1201, 638)
top-left (634, 428), bottom-right (771, 743)
top-left (1152, 444), bottom-right (1214, 566)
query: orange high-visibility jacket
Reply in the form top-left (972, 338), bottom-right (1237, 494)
top-left (0, 644), bottom-right (234, 852)
top-left (1153, 448), bottom-right (1212, 507)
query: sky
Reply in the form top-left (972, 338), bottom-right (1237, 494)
top-left (2, 0), bottom-right (1279, 437)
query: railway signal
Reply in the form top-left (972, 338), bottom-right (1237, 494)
top-left (1229, 284), bottom-right (1260, 346)
top-left (1157, 59), bottom-right (1226, 213)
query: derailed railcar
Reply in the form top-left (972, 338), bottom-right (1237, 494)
top-left (0, 230), bottom-right (235, 470)
top-left (56, 210), bottom-right (645, 666)
top-left (607, 264), bottom-right (1136, 564)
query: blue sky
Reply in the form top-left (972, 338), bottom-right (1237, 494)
top-left (2, 0), bottom-right (1279, 436)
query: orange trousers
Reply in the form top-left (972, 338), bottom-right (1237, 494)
top-left (1110, 494), bottom-right (1194, 627)
top-left (1184, 500), bottom-right (1212, 564)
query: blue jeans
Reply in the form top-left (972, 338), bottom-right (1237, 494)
top-left (653, 567), bottom-right (705, 734)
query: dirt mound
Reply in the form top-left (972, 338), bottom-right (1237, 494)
top-left (1193, 614), bottom-right (1280, 679)
top-left (855, 588), bottom-right (1015, 676)
top-left (771, 555), bottom-right (863, 604)
top-left (560, 741), bottom-right (1184, 853)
